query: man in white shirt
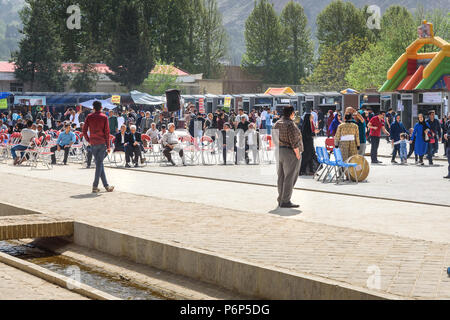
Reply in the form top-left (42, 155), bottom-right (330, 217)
top-left (161, 123), bottom-right (186, 166)
top-left (146, 123), bottom-right (161, 144)
top-left (260, 108), bottom-right (268, 130)
top-left (12, 120), bottom-right (37, 165)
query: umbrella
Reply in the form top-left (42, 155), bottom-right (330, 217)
top-left (80, 99), bottom-right (116, 110)
top-left (340, 88), bottom-right (360, 95)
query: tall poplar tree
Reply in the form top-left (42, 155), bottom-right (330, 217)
top-left (242, 0), bottom-right (286, 83)
top-left (280, 1), bottom-right (313, 84)
top-left (198, 0), bottom-right (228, 78)
top-left (13, 0), bottom-right (68, 91)
top-left (107, 0), bottom-right (154, 90)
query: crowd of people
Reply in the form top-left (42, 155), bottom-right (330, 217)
top-left (1, 102), bottom-right (449, 179)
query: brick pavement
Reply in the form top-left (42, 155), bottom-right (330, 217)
top-left (0, 171), bottom-right (449, 299)
top-left (0, 261), bottom-right (87, 300)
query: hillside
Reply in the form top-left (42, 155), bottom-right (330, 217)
top-left (217, 0), bottom-right (450, 64)
top-left (0, 0), bottom-right (24, 60)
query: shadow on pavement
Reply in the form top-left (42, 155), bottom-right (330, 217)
top-left (70, 194), bottom-right (102, 200)
top-left (269, 207), bottom-right (302, 217)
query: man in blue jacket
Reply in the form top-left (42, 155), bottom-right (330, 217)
top-left (390, 114), bottom-right (408, 164)
top-left (51, 123), bottom-right (76, 165)
top-left (444, 120), bottom-right (450, 179)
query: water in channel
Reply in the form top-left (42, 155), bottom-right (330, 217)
top-left (0, 240), bottom-right (165, 300)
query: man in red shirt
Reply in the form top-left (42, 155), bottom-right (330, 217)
top-left (367, 111), bottom-right (390, 164)
top-left (83, 101), bottom-right (114, 193)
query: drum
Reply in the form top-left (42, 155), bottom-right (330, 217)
top-left (346, 155), bottom-right (370, 182)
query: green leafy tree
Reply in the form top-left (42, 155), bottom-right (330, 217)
top-left (414, 6), bottom-right (450, 53)
top-left (70, 51), bottom-right (100, 92)
top-left (303, 36), bottom-right (370, 91)
top-left (316, 0), bottom-right (368, 51)
top-left (107, 0), bottom-right (154, 90)
top-left (280, 1), bottom-right (313, 84)
top-left (380, 5), bottom-right (416, 58)
top-left (159, 0), bottom-right (190, 70)
top-left (197, 0), bottom-right (228, 78)
top-left (138, 62), bottom-right (181, 95)
top-left (242, 0), bottom-right (286, 83)
top-left (345, 42), bottom-right (395, 91)
top-left (12, 0), bottom-right (68, 91)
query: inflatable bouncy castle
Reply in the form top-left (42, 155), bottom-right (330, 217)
top-left (380, 21), bottom-right (450, 92)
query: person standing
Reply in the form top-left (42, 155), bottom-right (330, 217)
top-left (411, 113), bottom-right (432, 166)
top-left (334, 113), bottom-right (360, 162)
top-left (273, 106), bottom-right (303, 208)
top-left (299, 113), bottom-right (318, 176)
top-left (83, 101), bottom-right (114, 193)
top-left (444, 121), bottom-right (450, 179)
top-left (353, 111), bottom-right (366, 156)
top-left (367, 111), bottom-right (389, 164)
top-left (390, 114), bottom-right (408, 164)
top-left (426, 110), bottom-right (441, 157)
top-left (108, 111), bottom-right (118, 135)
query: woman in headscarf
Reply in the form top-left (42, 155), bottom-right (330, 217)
top-left (299, 113), bottom-right (317, 176)
top-left (328, 112), bottom-right (342, 137)
top-left (412, 113), bottom-right (432, 165)
top-left (326, 110), bottom-right (334, 137)
top-left (334, 113), bottom-right (360, 162)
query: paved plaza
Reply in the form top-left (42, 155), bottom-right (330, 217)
top-left (0, 149), bottom-right (449, 299)
top-left (0, 261), bottom-right (86, 300)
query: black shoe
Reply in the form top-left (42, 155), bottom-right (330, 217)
top-left (444, 175), bottom-right (450, 179)
top-left (170, 160), bottom-right (176, 166)
top-left (134, 163), bottom-right (139, 168)
top-left (125, 163), bottom-right (131, 168)
top-left (280, 202), bottom-right (300, 208)
top-left (391, 160), bottom-right (398, 164)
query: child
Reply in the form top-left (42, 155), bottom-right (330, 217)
top-left (399, 133), bottom-right (408, 164)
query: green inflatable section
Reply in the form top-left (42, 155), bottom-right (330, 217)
top-left (416, 56), bottom-right (450, 90)
top-left (379, 61), bottom-right (407, 92)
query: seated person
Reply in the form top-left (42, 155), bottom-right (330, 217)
top-left (124, 125), bottom-right (142, 168)
top-left (146, 123), bottom-right (161, 144)
top-left (11, 120), bottom-right (37, 166)
top-left (161, 123), bottom-right (186, 166)
top-left (51, 123), bottom-right (76, 165)
top-left (114, 124), bottom-right (128, 152)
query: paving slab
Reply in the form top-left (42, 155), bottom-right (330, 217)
top-left (0, 164), bottom-right (449, 299)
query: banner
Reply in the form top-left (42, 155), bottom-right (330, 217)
top-left (224, 97), bottom-right (231, 111)
top-left (0, 99), bottom-right (7, 110)
top-left (14, 96), bottom-right (46, 106)
top-left (111, 95), bottom-right (121, 104)
top-left (199, 98), bottom-right (205, 114)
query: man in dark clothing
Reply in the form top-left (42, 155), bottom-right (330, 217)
top-left (83, 101), bottom-right (114, 193)
top-left (124, 125), bottom-right (142, 168)
top-left (390, 115), bottom-right (408, 163)
top-left (444, 121), bottom-right (450, 179)
top-left (426, 110), bottom-right (441, 156)
top-left (237, 116), bottom-right (250, 132)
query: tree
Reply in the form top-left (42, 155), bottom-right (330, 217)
top-left (380, 6), bottom-right (416, 59)
top-left (415, 6), bottom-right (450, 53)
top-left (159, 0), bottom-right (191, 70)
top-left (280, 1), bottom-right (313, 84)
top-left (242, 0), bottom-right (286, 83)
top-left (345, 42), bottom-right (395, 91)
top-left (197, 0), bottom-right (228, 78)
top-left (138, 62), bottom-right (181, 96)
top-left (316, 0), bottom-right (368, 51)
top-left (107, 0), bottom-right (154, 90)
top-left (70, 51), bottom-right (100, 92)
top-left (302, 36), bottom-right (370, 91)
top-left (12, 0), bottom-right (68, 91)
